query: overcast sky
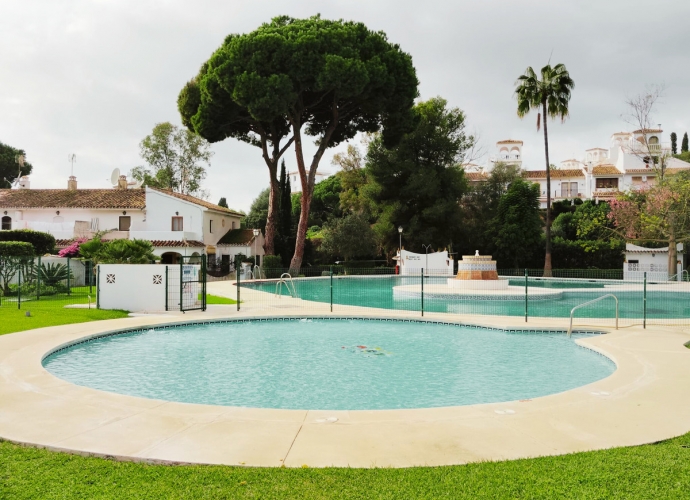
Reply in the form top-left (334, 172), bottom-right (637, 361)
top-left (2, 0), bottom-right (689, 212)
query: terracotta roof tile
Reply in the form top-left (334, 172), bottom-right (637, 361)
top-left (217, 229), bottom-right (257, 245)
top-left (0, 189), bottom-right (146, 209)
top-left (523, 169), bottom-right (585, 179)
top-left (591, 165), bottom-right (621, 175)
top-left (465, 172), bottom-right (488, 181)
top-left (593, 190), bottom-right (619, 197)
top-left (149, 188), bottom-right (243, 216)
top-left (496, 139), bottom-right (523, 144)
top-left (54, 238), bottom-right (206, 248)
top-left (625, 169), bottom-right (657, 174)
top-left (149, 240), bottom-right (205, 247)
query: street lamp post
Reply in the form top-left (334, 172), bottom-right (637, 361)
top-left (252, 229), bottom-right (260, 269)
top-left (422, 244), bottom-right (432, 275)
top-left (398, 226), bottom-right (403, 255)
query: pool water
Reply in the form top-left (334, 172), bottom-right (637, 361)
top-left (246, 276), bottom-right (690, 319)
top-left (43, 319), bottom-right (615, 410)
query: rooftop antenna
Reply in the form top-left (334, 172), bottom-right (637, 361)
top-left (10, 154), bottom-right (25, 187)
top-left (68, 153), bottom-right (76, 176)
top-left (110, 168), bottom-right (121, 187)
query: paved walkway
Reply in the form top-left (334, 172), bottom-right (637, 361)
top-left (0, 284), bottom-right (689, 467)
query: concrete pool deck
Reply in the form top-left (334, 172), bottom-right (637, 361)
top-left (1, 294), bottom-right (690, 468)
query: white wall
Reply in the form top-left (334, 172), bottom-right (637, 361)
top-left (98, 264), bottom-right (170, 312)
top-left (399, 250), bottom-right (454, 276)
top-left (144, 188), bottom-right (204, 241)
top-left (8, 208), bottom-right (143, 239)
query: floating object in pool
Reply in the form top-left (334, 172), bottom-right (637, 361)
top-left (357, 345), bottom-right (367, 349)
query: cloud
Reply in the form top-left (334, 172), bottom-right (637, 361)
top-left (1, 0), bottom-right (688, 210)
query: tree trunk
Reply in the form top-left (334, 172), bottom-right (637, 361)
top-left (542, 100), bottom-right (553, 277)
top-left (289, 103), bottom-right (339, 271)
top-left (668, 233), bottom-right (677, 281)
top-left (289, 121), bottom-right (312, 272)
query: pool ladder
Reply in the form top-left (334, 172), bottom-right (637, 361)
top-left (568, 294), bottom-right (618, 337)
top-left (275, 273), bottom-right (298, 298)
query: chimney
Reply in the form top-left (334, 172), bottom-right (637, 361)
top-left (18, 176), bottom-right (30, 189)
top-left (67, 176), bottom-right (77, 190)
top-left (117, 175), bottom-right (127, 189)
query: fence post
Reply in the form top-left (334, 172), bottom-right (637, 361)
top-left (421, 268), bottom-right (424, 317)
top-left (17, 261), bottom-right (22, 310)
top-left (330, 265), bottom-right (333, 313)
top-left (88, 260), bottom-right (93, 294)
top-left (202, 254), bottom-right (207, 312)
top-left (236, 263), bottom-right (240, 311)
top-left (643, 271), bottom-right (647, 329)
top-left (179, 259), bottom-right (184, 312)
top-left (524, 268), bottom-right (528, 323)
top-left (67, 257), bottom-right (71, 295)
top-left (164, 266), bottom-right (169, 311)
top-left (37, 255), bottom-right (41, 301)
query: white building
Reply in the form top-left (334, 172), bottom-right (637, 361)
top-left (0, 176), bottom-right (263, 266)
top-left (623, 243), bottom-right (684, 281)
top-left (471, 131), bottom-right (690, 208)
top-left (289, 170), bottom-right (331, 193)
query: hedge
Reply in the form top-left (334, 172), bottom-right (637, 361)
top-left (0, 241), bottom-right (35, 257)
top-left (0, 229), bottom-right (55, 255)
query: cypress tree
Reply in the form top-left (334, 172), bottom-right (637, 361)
top-left (275, 160), bottom-right (293, 264)
top-left (682, 132), bottom-right (689, 153)
top-left (671, 132), bottom-right (677, 155)
top-left (217, 197), bottom-right (228, 208)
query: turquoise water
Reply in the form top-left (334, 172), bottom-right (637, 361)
top-left (246, 277), bottom-right (690, 319)
top-left (43, 319), bottom-right (615, 410)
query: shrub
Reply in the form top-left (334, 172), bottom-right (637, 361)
top-left (31, 262), bottom-right (75, 287)
top-left (0, 229), bottom-right (55, 255)
top-left (262, 255), bottom-right (284, 278)
top-left (0, 242), bottom-right (34, 294)
top-left (58, 238), bottom-right (87, 258)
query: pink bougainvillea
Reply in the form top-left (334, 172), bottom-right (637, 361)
top-left (58, 238), bottom-right (87, 258)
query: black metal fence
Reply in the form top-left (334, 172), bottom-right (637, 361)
top-left (228, 267), bottom-right (690, 328)
top-left (0, 256), bottom-right (96, 310)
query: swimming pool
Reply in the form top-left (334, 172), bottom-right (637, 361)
top-left (245, 276), bottom-right (690, 319)
top-left (43, 318), bottom-right (615, 410)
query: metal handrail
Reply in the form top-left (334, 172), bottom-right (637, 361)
top-left (251, 265), bottom-right (262, 280)
top-left (568, 294), bottom-right (618, 337)
top-left (275, 273), bottom-right (298, 298)
top-left (668, 270), bottom-right (689, 282)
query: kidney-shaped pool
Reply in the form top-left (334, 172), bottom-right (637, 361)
top-left (43, 318), bottom-right (615, 410)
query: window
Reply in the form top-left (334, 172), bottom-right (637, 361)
top-left (209, 220), bottom-right (213, 233)
top-left (596, 178), bottom-right (619, 189)
top-left (172, 216), bottom-right (183, 231)
top-left (1, 216), bottom-right (10, 230)
top-left (119, 216), bottom-right (131, 231)
top-left (559, 182), bottom-right (579, 198)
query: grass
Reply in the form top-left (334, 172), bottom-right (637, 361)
top-left (1, 433), bottom-right (689, 499)
top-left (0, 287), bottom-right (128, 335)
top-left (205, 294), bottom-right (237, 305)
top-left (1, 288), bottom-right (687, 498)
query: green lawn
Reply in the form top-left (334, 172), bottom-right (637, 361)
top-left (1, 290), bottom-right (688, 498)
top-left (1, 433), bottom-right (689, 499)
top-left (0, 288), bottom-right (128, 335)
top-left (205, 294), bottom-right (237, 305)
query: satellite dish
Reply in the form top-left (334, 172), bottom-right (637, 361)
top-left (110, 168), bottom-right (121, 186)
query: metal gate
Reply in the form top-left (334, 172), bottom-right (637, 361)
top-left (166, 255), bottom-right (207, 312)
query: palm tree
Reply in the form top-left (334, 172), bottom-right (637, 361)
top-left (515, 63), bottom-right (574, 276)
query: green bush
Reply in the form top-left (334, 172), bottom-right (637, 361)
top-left (0, 230), bottom-right (55, 255)
top-left (262, 255), bottom-right (284, 278)
top-left (5, 283), bottom-right (60, 297)
top-left (31, 262), bottom-right (75, 287)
